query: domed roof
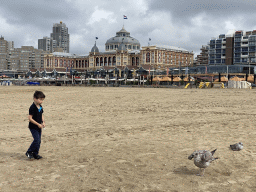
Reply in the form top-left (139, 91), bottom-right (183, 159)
top-left (91, 42), bottom-right (99, 53)
top-left (105, 26), bottom-right (140, 46)
top-left (117, 26), bottom-right (129, 33)
top-left (118, 42), bottom-right (127, 51)
top-left (106, 36), bottom-right (140, 45)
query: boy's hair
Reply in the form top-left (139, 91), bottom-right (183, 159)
top-left (34, 91), bottom-right (45, 99)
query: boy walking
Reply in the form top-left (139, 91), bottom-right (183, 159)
top-left (26, 91), bottom-right (46, 160)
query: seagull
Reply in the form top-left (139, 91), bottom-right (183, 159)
top-left (230, 142), bottom-right (243, 151)
top-left (188, 149), bottom-right (218, 176)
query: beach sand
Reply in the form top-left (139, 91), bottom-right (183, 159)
top-left (0, 86), bottom-right (256, 192)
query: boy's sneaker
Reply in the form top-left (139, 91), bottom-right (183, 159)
top-left (25, 152), bottom-right (34, 159)
top-left (33, 154), bottom-right (43, 160)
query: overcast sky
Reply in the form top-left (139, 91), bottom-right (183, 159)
top-left (1, 0), bottom-right (256, 57)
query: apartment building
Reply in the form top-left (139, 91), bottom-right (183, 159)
top-left (208, 34), bottom-right (230, 65)
top-left (50, 21), bottom-right (69, 53)
top-left (7, 46), bottom-right (49, 71)
top-left (234, 30), bottom-right (256, 65)
top-left (0, 36), bottom-right (14, 70)
top-left (207, 30), bottom-right (256, 66)
top-left (196, 45), bottom-right (209, 65)
top-left (38, 36), bottom-right (56, 53)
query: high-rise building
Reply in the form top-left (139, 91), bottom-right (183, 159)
top-left (50, 21), bottom-right (69, 53)
top-left (208, 34), bottom-right (228, 65)
top-left (234, 30), bottom-right (256, 65)
top-left (38, 36), bottom-right (55, 53)
top-left (0, 36), bottom-right (14, 70)
top-left (207, 30), bottom-right (256, 66)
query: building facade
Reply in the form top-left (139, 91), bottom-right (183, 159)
top-left (207, 30), bottom-right (256, 66)
top-left (44, 26), bottom-right (194, 73)
top-left (196, 45), bottom-right (209, 66)
top-left (0, 36), bottom-right (14, 70)
top-left (38, 37), bottom-right (55, 53)
top-left (140, 45), bottom-right (194, 69)
top-left (4, 46), bottom-right (49, 71)
top-left (50, 21), bottom-right (70, 53)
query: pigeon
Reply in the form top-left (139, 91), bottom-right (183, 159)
top-left (230, 142), bottom-right (243, 151)
top-left (188, 149), bottom-right (218, 176)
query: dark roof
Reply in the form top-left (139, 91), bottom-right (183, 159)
top-left (91, 42), bottom-right (99, 53)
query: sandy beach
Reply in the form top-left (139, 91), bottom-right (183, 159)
top-left (0, 86), bottom-right (256, 192)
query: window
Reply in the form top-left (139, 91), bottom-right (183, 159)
top-left (146, 52), bottom-right (150, 63)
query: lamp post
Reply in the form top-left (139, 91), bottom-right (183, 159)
top-left (179, 61), bottom-right (181, 86)
top-left (248, 58), bottom-right (250, 76)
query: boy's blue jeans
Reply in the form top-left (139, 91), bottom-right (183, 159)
top-left (27, 128), bottom-right (42, 155)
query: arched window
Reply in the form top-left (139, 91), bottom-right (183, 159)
top-left (136, 57), bottom-right (139, 66)
top-left (146, 52), bottom-right (150, 63)
top-left (104, 57), bottom-right (107, 66)
top-left (113, 56), bottom-right (116, 66)
top-left (96, 58), bottom-right (99, 66)
top-left (108, 57), bottom-right (112, 66)
top-left (100, 57), bottom-right (103, 66)
top-left (132, 57), bottom-right (135, 66)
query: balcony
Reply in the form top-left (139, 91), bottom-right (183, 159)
top-left (241, 54), bottom-right (248, 58)
top-left (241, 38), bottom-right (248, 42)
top-left (241, 43), bottom-right (248, 47)
top-left (235, 34), bottom-right (242, 37)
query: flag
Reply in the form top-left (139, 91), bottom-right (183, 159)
top-left (96, 37), bottom-right (98, 40)
top-left (149, 38), bottom-right (151, 41)
top-left (205, 66), bottom-right (207, 74)
top-left (123, 15), bottom-right (128, 19)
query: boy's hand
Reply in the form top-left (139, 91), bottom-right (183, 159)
top-left (38, 124), bottom-right (43, 129)
top-left (42, 121), bottom-right (46, 128)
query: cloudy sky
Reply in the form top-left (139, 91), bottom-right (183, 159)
top-left (1, 0), bottom-right (256, 57)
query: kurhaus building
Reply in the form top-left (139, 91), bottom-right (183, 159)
top-left (44, 26), bottom-right (194, 72)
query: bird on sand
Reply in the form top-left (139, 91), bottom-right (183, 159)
top-left (188, 149), bottom-right (218, 176)
top-left (230, 142), bottom-right (243, 151)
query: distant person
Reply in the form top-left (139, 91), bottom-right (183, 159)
top-left (25, 91), bottom-right (46, 160)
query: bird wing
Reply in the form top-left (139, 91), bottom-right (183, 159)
top-left (201, 151), bottom-right (213, 162)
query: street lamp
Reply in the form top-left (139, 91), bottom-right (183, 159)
top-left (179, 61), bottom-right (181, 86)
top-left (248, 58), bottom-right (250, 76)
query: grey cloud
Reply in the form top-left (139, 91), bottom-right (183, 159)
top-left (1, 0), bottom-right (256, 57)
